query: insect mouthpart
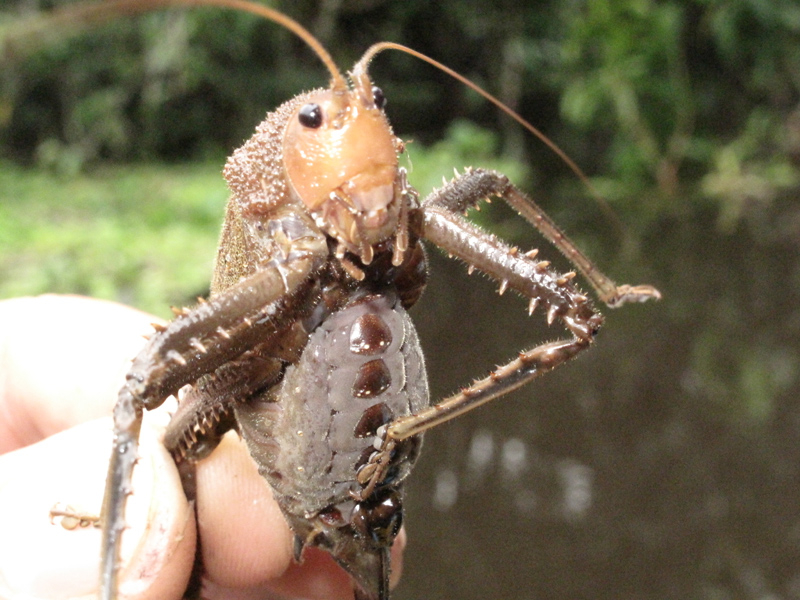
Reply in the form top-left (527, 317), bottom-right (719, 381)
top-left (328, 168), bottom-right (399, 237)
top-left (318, 180), bottom-right (401, 267)
top-left (345, 182), bottom-right (394, 230)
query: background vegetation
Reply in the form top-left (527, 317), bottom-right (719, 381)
top-left (1, 1), bottom-right (799, 599)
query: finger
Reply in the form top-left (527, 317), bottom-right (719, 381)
top-left (194, 431), bottom-right (295, 588)
top-left (0, 418), bottom-right (196, 600)
top-left (201, 532), bottom-right (407, 600)
top-left (0, 295), bottom-right (157, 453)
top-left (194, 432), bottom-right (406, 600)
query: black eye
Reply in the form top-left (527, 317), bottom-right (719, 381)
top-left (372, 86), bottom-right (386, 110)
top-left (298, 103), bottom-right (323, 128)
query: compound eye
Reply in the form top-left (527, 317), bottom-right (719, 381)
top-left (372, 86), bottom-right (386, 110)
top-left (298, 103), bottom-right (323, 128)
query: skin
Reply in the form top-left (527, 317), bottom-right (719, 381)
top-left (0, 294), bottom-right (405, 600)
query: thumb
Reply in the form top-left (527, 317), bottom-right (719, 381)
top-left (0, 418), bottom-right (196, 600)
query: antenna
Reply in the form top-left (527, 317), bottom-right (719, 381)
top-left (5, 0), bottom-right (348, 93)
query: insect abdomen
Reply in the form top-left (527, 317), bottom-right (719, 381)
top-left (235, 290), bottom-right (429, 515)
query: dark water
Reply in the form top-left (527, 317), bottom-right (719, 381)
top-left (395, 208), bottom-right (800, 600)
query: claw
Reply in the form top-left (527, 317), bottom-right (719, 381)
top-left (293, 535), bottom-right (305, 562)
top-left (606, 284), bottom-right (662, 307)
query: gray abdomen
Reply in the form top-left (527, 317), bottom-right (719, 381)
top-left (235, 291), bottom-right (429, 516)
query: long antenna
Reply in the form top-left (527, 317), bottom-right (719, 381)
top-left (353, 41), bottom-right (620, 229)
top-left (354, 42), bottom-right (661, 307)
top-left (4, 0), bottom-right (348, 93)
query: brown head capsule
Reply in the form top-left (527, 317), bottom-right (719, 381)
top-left (283, 83), bottom-right (402, 261)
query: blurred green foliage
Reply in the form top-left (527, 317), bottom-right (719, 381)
top-left (0, 161), bottom-right (225, 315)
top-left (3, 0), bottom-right (798, 223)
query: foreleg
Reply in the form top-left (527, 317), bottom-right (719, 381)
top-left (100, 230), bottom-right (326, 599)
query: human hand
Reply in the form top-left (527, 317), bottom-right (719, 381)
top-left (0, 295), bottom-right (405, 600)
